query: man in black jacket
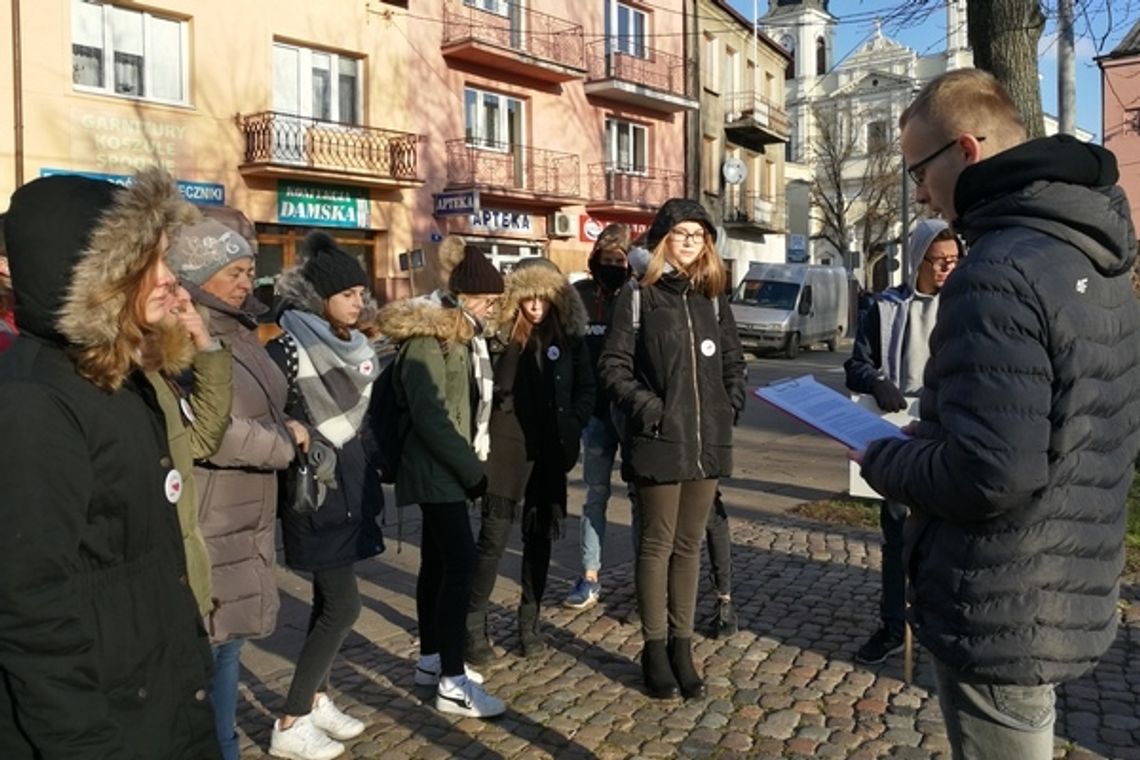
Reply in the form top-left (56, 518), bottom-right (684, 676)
top-left (855, 68), bottom-right (1140, 759)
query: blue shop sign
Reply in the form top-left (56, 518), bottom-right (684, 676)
top-left (433, 190), bottom-right (479, 217)
top-left (39, 168), bottom-right (226, 206)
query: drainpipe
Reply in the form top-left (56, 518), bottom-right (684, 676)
top-left (12, 0), bottom-right (23, 188)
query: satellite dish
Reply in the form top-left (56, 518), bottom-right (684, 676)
top-left (722, 158), bottom-right (747, 185)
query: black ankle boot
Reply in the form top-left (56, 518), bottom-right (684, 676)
top-left (518, 604), bottom-right (547, 657)
top-left (641, 639), bottom-right (680, 699)
top-left (668, 637), bottom-right (706, 699)
top-left (464, 611), bottom-right (496, 666)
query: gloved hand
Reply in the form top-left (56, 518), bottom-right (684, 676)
top-left (465, 475), bottom-right (488, 500)
top-left (871, 379), bottom-right (907, 412)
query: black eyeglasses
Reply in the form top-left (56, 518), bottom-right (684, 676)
top-left (907, 136), bottom-right (985, 185)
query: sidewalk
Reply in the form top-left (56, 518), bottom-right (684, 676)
top-left (236, 497), bottom-right (1140, 759)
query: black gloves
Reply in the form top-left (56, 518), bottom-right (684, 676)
top-left (465, 475), bottom-right (488, 500)
top-left (871, 379), bottom-right (907, 413)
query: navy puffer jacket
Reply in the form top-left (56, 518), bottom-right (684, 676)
top-left (862, 135), bottom-right (1140, 685)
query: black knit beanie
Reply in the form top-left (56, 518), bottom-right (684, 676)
top-left (300, 230), bottom-right (368, 298)
top-left (448, 244), bottom-right (504, 295)
top-left (644, 198), bottom-right (718, 252)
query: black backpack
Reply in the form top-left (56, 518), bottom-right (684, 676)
top-left (371, 348), bottom-right (406, 484)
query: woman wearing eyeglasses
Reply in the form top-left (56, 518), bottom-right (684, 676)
top-left (599, 198), bottom-right (745, 700)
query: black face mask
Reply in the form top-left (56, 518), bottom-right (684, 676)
top-left (595, 264), bottom-right (629, 291)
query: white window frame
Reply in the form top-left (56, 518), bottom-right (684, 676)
top-left (607, 1), bottom-right (647, 59)
top-left (273, 42), bottom-right (362, 125)
top-left (606, 118), bottom-right (647, 175)
top-left (71, 0), bottom-right (188, 105)
top-left (465, 87), bottom-right (524, 153)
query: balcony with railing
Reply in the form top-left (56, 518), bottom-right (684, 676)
top-left (584, 41), bottom-right (698, 113)
top-left (722, 191), bottom-right (785, 234)
top-left (724, 92), bottom-right (790, 151)
top-left (441, 0), bottom-right (585, 83)
top-left (446, 139), bottom-right (580, 206)
top-left (586, 163), bottom-right (684, 213)
top-left (238, 111), bottom-right (423, 188)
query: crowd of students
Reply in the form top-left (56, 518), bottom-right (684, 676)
top-left (2, 67), bottom-right (1139, 760)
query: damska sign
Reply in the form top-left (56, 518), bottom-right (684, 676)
top-left (278, 182), bottom-right (370, 229)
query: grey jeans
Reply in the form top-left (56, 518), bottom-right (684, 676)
top-left (934, 659), bottom-right (1056, 760)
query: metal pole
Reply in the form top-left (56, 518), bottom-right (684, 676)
top-left (12, 0), bottom-right (24, 188)
top-left (1058, 0), bottom-right (1076, 136)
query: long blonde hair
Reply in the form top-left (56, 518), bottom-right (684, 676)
top-left (640, 235), bottom-right (726, 299)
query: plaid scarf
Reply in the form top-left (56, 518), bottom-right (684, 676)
top-left (466, 312), bottom-right (494, 461)
top-left (280, 309), bottom-right (380, 447)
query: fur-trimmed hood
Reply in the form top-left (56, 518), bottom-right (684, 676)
top-left (376, 290), bottom-right (474, 344)
top-left (56, 169), bottom-right (198, 345)
top-left (274, 263), bottom-right (379, 326)
top-left (493, 264), bottom-right (588, 338)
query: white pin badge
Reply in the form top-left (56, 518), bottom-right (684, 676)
top-left (546, 345), bottom-right (561, 361)
top-left (360, 359), bottom-right (374, 375)
top-left (700, 339), bottom-right (717, 357)
top-left (164, 469), bottom-right (183, 504)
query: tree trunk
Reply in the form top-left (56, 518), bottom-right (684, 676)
top-left (967, 0), bottom-right (1045, 138)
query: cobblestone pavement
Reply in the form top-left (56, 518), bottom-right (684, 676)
top-left (235, 510), bottom-right (1140, 760)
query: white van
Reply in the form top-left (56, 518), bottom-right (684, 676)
top-left (730, 263), bottom-right (849, 359)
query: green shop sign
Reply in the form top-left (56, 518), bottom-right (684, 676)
top-left (277, 181), bottom-right (370, 229)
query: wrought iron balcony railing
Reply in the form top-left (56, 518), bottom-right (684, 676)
top-left (442, 0), bottom-right (585, 70)
top-left (446, 139), bottom-right (580, 198)
top-left (724, 191), bottom-right (785, 229)
top-left (239, 111), bottom-right (421, 180)
top-left (723, 91), bottom-right (790, 137)
top-left (585, 40), bottom-right (696, 100)
top-left (587, 163), bottom-right (684, 208)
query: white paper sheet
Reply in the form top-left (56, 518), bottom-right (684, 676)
top-left (753, 375), bottom-right (909, 450)
top-left (848, 395), bottom-right (920, 499)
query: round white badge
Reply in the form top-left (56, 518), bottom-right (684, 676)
top-left (179, 397), bottom-right (196, 424)
top-left (164, 469), bottom-right (183, 504)
top-left (359, 359), bottom-right (374, 376)
top-left (546, 345), bottom-right (561, 361)
top-left (700, 339), bottom-right (717, 357)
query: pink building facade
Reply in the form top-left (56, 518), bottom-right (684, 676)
top-left (405, 0), bottom-right (697, 278)
top-left (1100, 21), bottom-right (1140, 235)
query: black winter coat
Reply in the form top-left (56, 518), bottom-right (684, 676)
top-left (863, 135), bottom-right (1140, 685)
top-left (575, 277), bottom-right (622, 419)
top-left (600, 273), bottom-right (746, 484)
top-left (267, 333), bottom-right (385, 573)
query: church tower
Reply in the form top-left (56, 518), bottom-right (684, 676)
top-left (945, 0), bottom-right (972, 70)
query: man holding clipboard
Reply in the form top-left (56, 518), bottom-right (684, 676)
top-left (844, 219), bottom-right (960, 665)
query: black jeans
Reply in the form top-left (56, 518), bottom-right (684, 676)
top-left (636, 479), bottom-right (718, 642)
top-left (418, 501), bottom-right (477, 677)
top-left (469, 495), bottom-right (553, 618)
top-left (283, 563), bottom-right (362, 716)
top-left (881, 500), bottom-right (907, 636)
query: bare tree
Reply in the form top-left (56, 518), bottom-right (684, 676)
top-left (808, 100), bottom-right (903, 289)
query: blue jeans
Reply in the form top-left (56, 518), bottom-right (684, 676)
top-left (211, 638), bottom-right (245, 760)
top-left (934, 659), bottom-right (1056, 760)
top-left (881, 500), bottom-right (907, 636)
top-left (580, 413), bottom-right (632, 575)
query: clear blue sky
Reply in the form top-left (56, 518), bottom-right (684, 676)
top-left (730, 0), bottom-right (1138, 142)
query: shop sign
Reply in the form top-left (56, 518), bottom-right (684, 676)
top-left (278, 181), bottom-right (369, 229)
top-left (579, 215), bottom-right (649, 243)
top-left (470, 209), bottom-right (533, 233)
top-left (73, 111), bottom-right (189, 174)
top-left (433, 190), bottom-right (480, 217)
top-left (39, 168), bottom-right (225, 205)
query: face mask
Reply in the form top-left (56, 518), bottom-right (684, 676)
top-left (595, 264), bottom-right (629, 291)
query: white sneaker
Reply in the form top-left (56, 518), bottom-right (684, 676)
top-left (414, 655), bottom-right (485, 686)
top-left (435, 677), bottom-right (506, 719)
top-left (310, 694), bottom-right (365, 741)
top-left (269, 714), bottom-right (345, 760)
